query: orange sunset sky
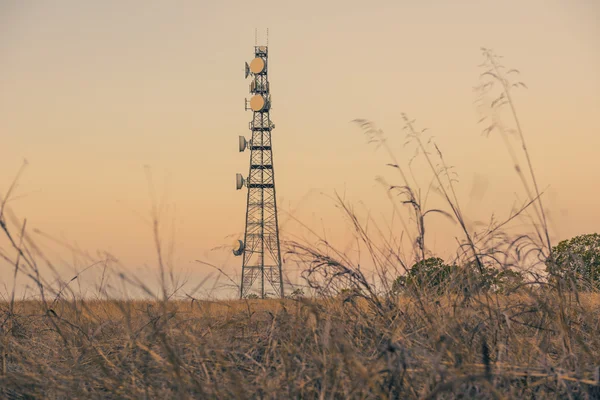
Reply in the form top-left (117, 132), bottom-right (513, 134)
top-left (1, 1), bottom-right (598, 297)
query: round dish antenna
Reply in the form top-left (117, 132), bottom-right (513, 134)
top-left (249, 57), bottom-right (265, 74)
top-left (239, 136), bottom-right (249, 152)
top-left (232, 240), bottom-right (244, 256)
top-left (250, 95), bottom-right (268, 112)
top-left (245, 62), bottom-right (250, 78)
top-left (236, 173), bottom-right (246, 190)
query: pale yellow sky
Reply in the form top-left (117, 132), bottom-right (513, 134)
top-left (1, 1), bottom-right (598, 297)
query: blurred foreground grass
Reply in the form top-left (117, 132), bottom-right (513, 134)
top-left (1, 293), bottom-right (599, 399)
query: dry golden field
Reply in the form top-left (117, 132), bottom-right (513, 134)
top-left (1, 291), bottom-right (599, 399)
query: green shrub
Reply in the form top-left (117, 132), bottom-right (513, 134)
top-left (393, 257), bottom-right (524, 295)
top-left (546, 233), bottom-right (600, 291)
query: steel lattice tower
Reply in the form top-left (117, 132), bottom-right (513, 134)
top-left (233, 43), bottom-right (284, 299)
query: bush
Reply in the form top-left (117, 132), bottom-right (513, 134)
top-left (392, 258), bottom-right (454, 294)
top-left (393, 257), bottom-right (525, 295)
top-left (546, 233), bottom-right (600, 291)
top-left (492, 268), bottom-right (526, 294)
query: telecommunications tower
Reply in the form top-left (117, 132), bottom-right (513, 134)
top-left (233, 35), bottom-right (284, 299)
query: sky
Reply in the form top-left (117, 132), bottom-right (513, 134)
top-left (1, 0), bottom-right (598, 298)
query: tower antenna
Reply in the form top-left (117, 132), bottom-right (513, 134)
top-left (233, 35), bottom-right (284, 299)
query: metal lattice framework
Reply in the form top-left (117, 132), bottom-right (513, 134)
top-left (236, 45), bottom-right (284, 299)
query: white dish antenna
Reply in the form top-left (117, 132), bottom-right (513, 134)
top-left (249, 95), bottom-right (268, 112)
top-left (239, 136), bottom-right (249, 152)
top-left (232, 240), bottom-right (244, 256)
top-left (245, 62), bottom-right (250, 78)
top-left (236, 173), bottom-right (246, 190)
top-left (249, 57), bottom-right (265, 74)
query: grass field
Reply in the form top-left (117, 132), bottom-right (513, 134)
top-left (1, 291), bottom-right (599, 399)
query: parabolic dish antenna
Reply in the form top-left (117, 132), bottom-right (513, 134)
top-left (239, 136), bottom-right (248, 152)
top-left (249, 95), bottom-right (267, 111)
top-left (232, 240), bottom-right (244, 256)
top-left (236, 173), bottom-right (245, 190)
top-left (249, 57), bottom-right (265, 74)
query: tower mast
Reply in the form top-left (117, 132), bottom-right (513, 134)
top-left (234, 36), bottom-right (284, 299)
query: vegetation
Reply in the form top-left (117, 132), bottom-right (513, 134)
top-left (1, 48), bottom-right (599, 398)
top-left (0, 295), bottom-right (599, 399)
top-left (392, 257), bottom-right (525, 296)
top-left (547, 233), bottom-right (600, 291)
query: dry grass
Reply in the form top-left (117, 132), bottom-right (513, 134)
top-left (0, 293), bottom-right (599, 399)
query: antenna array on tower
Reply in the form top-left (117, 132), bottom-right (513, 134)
top-left (233, 33), bottom-right (284, 299)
